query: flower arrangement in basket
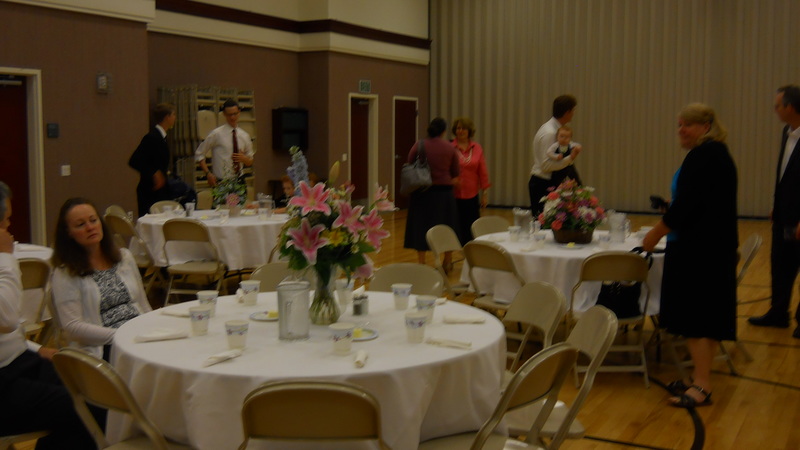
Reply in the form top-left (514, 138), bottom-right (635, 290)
top-left (278, 147), bottom-right (395, 324)
top-left (211, 174), bottom-right (247, 208)
top-left (538, 178), bottom-right (606, 243)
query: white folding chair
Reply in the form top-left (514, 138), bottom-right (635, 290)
top-left (162, 218), bottom-right (225, 307)
top-left (426, 224), bottom-right (470, 299)
top-left (471, 215), bottom-right (510, 239)
top-left (150, 200), bottom-right (183, 215)
top-left (504, 282), bottom-right (567, 374)
top-left (18, 258), bottom-right (52, 343)
top-left (369, 263), bottom-right (444, 296)
top-left (464, 240), bottom-right (525, 312)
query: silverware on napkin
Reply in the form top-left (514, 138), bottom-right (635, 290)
top-left (442, 314), bottom-right (486, 324)
top-left (134, 329), bottom-right (189, 343)
top-left (425, 337), bottom-right (472, 350)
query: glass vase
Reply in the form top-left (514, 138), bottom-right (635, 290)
top-left (309, 264), bottom-right (341, 325)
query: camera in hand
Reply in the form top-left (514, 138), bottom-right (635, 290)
top-left (649, 195), bottom-right (668, 210)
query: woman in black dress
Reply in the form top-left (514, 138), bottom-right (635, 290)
top-left (643, 103), bottom-right (738, 408)
top-left (404, 117), bottom-right (460, 264)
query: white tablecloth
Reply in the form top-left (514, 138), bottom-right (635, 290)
top-left (136, 211), bottom-right (288, 270)
top-left (108, 292), bottom-right (505, 450)
top-left (13, 243), bottom-right (52, 262)
top-left (461, 230), bottom-right (665, 315)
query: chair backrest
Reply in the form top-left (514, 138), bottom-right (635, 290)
top-left (196, 189), bottom-right (213, 210)
top-left (105, 214), bottom-right (154, 268)
top-left (549, 306), bottom-right (618, 448)
top-left (51, 348), bottom-right (171, 450)
top-left (18, 258), bottom-right (52, 340)
top-left (162, 219), bottom-right (220, 266)
top-left (239, 380), bottom-right (388, 450)
top-left (250, 261), bottom-right (295, 291)
top-left (471, 215), bottom-right (510, 239)
top-left (736, 233), bottom-right (762, 285)
top-left (150, 200), bottom-right (183, 215)
top-left (471, 343), bottom-right (578, 449)
top-left (105, 204), bottom-right (129, 220)
top-left (426, 224), bottom-right (464, 294)
top-left (463, 240), bottom-right (525, 295)
top-left (570, 251), bottom-right (650, 316)
top-left (503, 282), bottom-right (567, 371)
top-left (369, 263), bottom-right (444, 296)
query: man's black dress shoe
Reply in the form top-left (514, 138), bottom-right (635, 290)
top-left (748, 313), bottom-right (790, 328)
top-left (793, 327), bottom-right (800, 339)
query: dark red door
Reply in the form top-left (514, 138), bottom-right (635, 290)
top-left (350, 98), bottom-right (369, 203)
top-left (0, 77), bottom-right (31, 242)
top-left (393, 99), bottom-right (417, 209)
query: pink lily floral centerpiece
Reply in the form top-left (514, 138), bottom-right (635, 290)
top-left (278, 181), bottom-right (394, 324)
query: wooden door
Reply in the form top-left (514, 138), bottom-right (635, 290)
top-left (350, 98), bottom-right (369, 203)
top-left (0, 77), bottom-right (31, 242)
top-left (393, 99), bottom-right (418, 209)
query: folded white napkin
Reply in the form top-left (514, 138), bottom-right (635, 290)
top-left (426, 337), bottom-right (472, 349)
top-left (134, 329), bottom-right (189, 343)
top-left (202, 349), bottom-right (243, 367)
top-left (160, 308), bottom-right (190, 318)
top-left (354, 350), bottom-right (368, 368)
top-left (443, 314), bottom-right (486, 324)
top-left (435, 297), bottom-right (448, 305)
top-left (236, 288), bottom-right (244, 303)
top-left (353, 285), bottom-right (366, 297)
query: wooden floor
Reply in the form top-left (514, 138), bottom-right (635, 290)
top-left (14, 209), bottom-right (798, 450)
top-left (372, 209), bottom-right (799, 450)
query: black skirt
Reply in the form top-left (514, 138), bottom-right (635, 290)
top-left (455, 196), bottom-right (480, 245)
top-left (659, 240), bottom-right (737, 341)
top-left (404, 185), bottom-right (458, 251)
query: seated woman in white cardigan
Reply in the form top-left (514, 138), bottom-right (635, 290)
top-left (51, 198), bottom-right (151, 360)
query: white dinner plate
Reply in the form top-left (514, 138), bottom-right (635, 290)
top-left (250, 311), bottom-right (279, 322)
top-left (353, 328), bottom-right (378, 341)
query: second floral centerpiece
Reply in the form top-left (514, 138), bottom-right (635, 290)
top-left (538, 178), bottom-right (606, 244)
top-left (278, 181), bottom-right (394, 324)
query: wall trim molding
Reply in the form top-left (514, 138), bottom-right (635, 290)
top-left (155, 0), bottom-right (430, 50)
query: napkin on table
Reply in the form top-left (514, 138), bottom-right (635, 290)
top-left (160, 308), bottom-right (190, 318)
top-left (202, 349), bottom-right (243, 367)
top-left (354, 350), bottom-right (368, 368)
top-left (426, 337), bottom-right (472, 350)
top-left (442, 314), bottom-right (486, 324)
top-left (352, 285), bottom-right (366, 297)
top-left (134, 329), bottom-right (189, 343)
top-left (435, 297), bottom-right (448, 305)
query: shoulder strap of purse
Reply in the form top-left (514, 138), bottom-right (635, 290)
top-left (417, 139), bottom-right (427, 163)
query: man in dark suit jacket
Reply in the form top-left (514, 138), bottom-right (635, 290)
top-left (129, 103), bottom-right (176, 217)
top-left (749, 85), bottom-right (800, 339)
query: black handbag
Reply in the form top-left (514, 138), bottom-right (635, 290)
top-left (596, 248), bottom-right (654, 318)
top-left (399, 139), bottom-right (432, 195)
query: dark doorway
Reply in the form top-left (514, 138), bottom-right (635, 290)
top-left (350, 97), bottom-right (370, 203)
top-left (393, 98), bottom-right (417, 209)
top-left (0, 76), bottom-right (31, 242)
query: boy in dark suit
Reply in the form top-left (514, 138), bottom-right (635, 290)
top-left (129, 103), bottom-right (176, 217)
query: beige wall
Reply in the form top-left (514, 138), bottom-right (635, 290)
top-left (0, 2), bottom-right (149, 241)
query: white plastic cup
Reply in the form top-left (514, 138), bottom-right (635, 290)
top-left (219, 208), bottom-right (230, 222)
top-left (508, 225), bottom-right (522, 242)
top-left (257, 208), bottom-right (269, 221)
top-left (405, 311), bottom-right (428, 344)
top-left (197, 290), bottom-right (218, 317)
top-left (185, 202), bottom-right (196, 217)
top-left (533, 231), bottom-right (547, 249)
top-left (416, 295), bottom-right (437, 323)
top-left (189, 305), bottom-right (212, 336)
top-left (598, 233), bottom-right (611, 250)
top-left (225, 320), bottom-right (249, 349)
top-left (329, 322), bottom-right (355, 355)
top-left (240, 280), bottom-right (260, 306)
top-left (391, 283), bottom-right (412, 310)
top-left (335, 278), bottom-right (355, 309)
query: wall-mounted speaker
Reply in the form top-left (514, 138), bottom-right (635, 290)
top-left (272, 107), bottom-right (308, 151)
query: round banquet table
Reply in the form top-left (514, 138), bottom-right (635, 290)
top-left (108, 292), bottom-right (505, 450)
top-left (461, 230), bottom-right (665, 315)
top-left (136, 210), bottom-right (288, 270)
top-left (13, 243), bottom-right (52, 261)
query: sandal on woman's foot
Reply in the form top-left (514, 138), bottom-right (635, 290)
top-left (670, 385), bottom-right (712, 408)
top-left (666, 378), bottom-right (692, 396)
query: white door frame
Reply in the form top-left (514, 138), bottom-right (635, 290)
top-left (391, 96), bottom-right (418, 200)
top-left (347, 93), bottom-right (379, 202)
top-left (0, 67), bottom-right (46, 244)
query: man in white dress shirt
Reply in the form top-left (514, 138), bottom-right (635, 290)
top-left (0, 181), bottom-right (94, 448)
top-left (195, 99), bottom-right (254, 187)
top-left (528, 94), bottom-right (581, 216)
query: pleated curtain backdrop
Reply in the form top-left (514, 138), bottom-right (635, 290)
top-left (430, 0), bottom-right (800, 216)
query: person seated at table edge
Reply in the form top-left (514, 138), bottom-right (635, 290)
top-left (51, 198), bottom-right (152, 361)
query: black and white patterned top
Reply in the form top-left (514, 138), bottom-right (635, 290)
top-left (92, 265), bottom-right (139, 329)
